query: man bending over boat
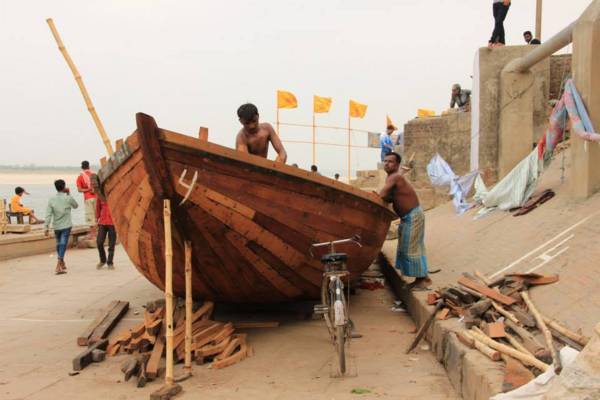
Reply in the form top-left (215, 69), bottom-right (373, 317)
top-left (235, 103), bottom-right (287, 163)
top-left (377, 152), bottom-right (431, 290)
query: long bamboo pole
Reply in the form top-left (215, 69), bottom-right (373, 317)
top-left (46, 19), bottom-right (114, 156)
top-left (184, 240), bottom-right (193, 372)
top-left (469, 329), bottom-right (549, 371)
top-left (521, 291), bottom-right (561, 373)
top-left (163, 200), bottom-right (174, 385)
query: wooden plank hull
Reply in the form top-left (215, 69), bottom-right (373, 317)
top-left (99, 113), bottom-right (395, 303)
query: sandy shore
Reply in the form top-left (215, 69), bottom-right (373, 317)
top-left (0, 172), bottom-right (79, 185)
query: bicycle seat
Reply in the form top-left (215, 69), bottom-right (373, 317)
top-left (321, 252), bottom-right (348, 263)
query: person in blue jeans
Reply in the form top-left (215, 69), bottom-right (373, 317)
top-left (44, 179), bottom-right (79, 274)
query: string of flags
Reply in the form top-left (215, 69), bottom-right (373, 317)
top-left (277, 90), bottom-right (369, 120)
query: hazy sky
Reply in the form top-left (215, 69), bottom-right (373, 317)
top-left (0, 0), bottom-right (592, 175)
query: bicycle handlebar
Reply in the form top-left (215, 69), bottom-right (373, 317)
top-left (309, 235), bottom-right (362, 257)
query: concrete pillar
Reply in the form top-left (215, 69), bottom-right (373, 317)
top-left (498, 69), bottom-right (535, 178)
top-left (570, 0), bottom-right (600, 199)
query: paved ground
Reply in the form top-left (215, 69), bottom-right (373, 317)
top-left (0, 246), bottom-right (458, 400)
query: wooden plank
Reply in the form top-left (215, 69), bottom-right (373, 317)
top-left (457, 277), bottom-right (516, 305)
top-left (198, 127), bottom-right (209, 141)
top-left (146, 323), bottom-right (165, 380)
top-left (77, 300), bottom-right (121, 346)
top-left (212, 342), bottom-right (248, 369)
top-left (136, 113), bottom-right (174, 199)
top-left (115, 138), bottom-right (124, 149)
top-left (88, 301), bottom-right (129, 344)
top-left (196, 336), bottom-right (231, 358)
top-left (225, 230), bottom-right (302, 298)
top-left (72, 339), bottom-right (108, 371)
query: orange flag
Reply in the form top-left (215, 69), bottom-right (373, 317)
top-left (313, 95), bottom-right (332, 113)
top-left (386, 115), bottom-right (397, 130)
top-left (349, 100), bottom-right (367, 118)
top-left (277, 90), bottom-right (298, 109)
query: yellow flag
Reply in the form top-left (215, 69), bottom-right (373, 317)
top-left (386, 115), bottom-right (397, 130)
top-left (313, 95), bottom-right (332, 113)
top-left (349, 100), bottom-right (367, 118)
top-left (277, 90), bottom-right (298, 109)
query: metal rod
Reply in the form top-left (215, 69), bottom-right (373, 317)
top-left (505, 21), bottom-right (575, 73)
top-left (278, 121), bottom-right (372, 134)
top-left (347, 117), bottom-right (351, 182)
top-left (312, 113), bottom-right (316, 166)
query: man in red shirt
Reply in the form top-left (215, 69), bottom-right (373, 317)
top-left (76, 161), bottom-right (98, 238)
top-left (91, 174), bottom-right (116, 269)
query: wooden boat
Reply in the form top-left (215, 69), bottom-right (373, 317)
top-left (98, 113), bottom-right (395, 303)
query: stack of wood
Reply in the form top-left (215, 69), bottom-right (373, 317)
top-left (107, 300), bottom-right (252, 387)
top-left (415, 272), bottom-right (590, 392)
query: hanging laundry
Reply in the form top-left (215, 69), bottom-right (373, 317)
top-left (427, 154), bottom-right (479, 215)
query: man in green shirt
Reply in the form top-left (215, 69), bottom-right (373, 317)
top-left (44, 179), bottom-right (79, 274)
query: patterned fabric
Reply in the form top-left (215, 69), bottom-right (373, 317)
top-left (396, 206), bottom-right (428, 277)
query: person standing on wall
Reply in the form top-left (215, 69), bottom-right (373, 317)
top-left (44, 179), bottom-right (78, 275)
top-left (488, 0), bottom-right (511, 48)
top-left (91, 174), bottom-right (116, 270)
top-left (76, 161), bottom-right (97, 239)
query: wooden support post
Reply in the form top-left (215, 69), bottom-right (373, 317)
top-left (184, 240), bottom-right (193, 372)
top-left (163, 200), bottom-right (174, 385)
top-left (198, 127), bottom-right (208, 141)
top-left (521, 291), bottom-right (562, 374)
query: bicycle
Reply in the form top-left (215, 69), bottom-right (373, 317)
top-left (310, 235), bottom-right (362, 375)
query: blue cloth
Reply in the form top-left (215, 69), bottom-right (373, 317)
top-left (54, 227), bottom-right (71, 260)
top-left (380, 134), bottom-right (393, 161)
top-left (396, 206), bottom-right (428, 277)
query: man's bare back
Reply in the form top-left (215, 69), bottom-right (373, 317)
top-left (235, 103), bottom-right (287, 163)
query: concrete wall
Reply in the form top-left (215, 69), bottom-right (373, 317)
top-left (403, 112), bottom-right (471, 210)
top-left (473, 46), bottom-right (550, 183)
top-left (550, 54), bottom-right (572, 100)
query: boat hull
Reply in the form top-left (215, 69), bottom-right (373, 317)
top-left (99, 113), bottom-right (395, 303)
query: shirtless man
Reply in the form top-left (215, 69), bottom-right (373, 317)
top-left (378, 152), bottom-right (431, 290)
top-left (235, 103), bottom-right (287, 163)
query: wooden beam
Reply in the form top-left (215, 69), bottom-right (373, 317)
top-left (198, 127), bottom-right (209, 141)
top-left (457, 277), bottom-right (516, 305)
top-left (88, 301), bottom-right (129, 344)
top-left (72, 339), bottom-right (109, 371)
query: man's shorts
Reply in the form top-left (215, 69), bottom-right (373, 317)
top-left (85, 198), bottom-right (97, 226)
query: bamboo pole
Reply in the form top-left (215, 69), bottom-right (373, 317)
top-left (184, 240), bottom-right (193, 372)
top-left (521, 291), bottom-right (561, 373)
top-left (163, 200), bottom-right (174, 385)
top-left (469, 329), bottom-right (549, 372)
top-left (491, 301), bottom-right (520, 325)
top-left (462, 330), bottom-right (501, 361)
top-left (46, 19), bottom-right (114, 156)
top-left (505, 332), bottom-right (535, 357)
top-left (542, 315), bottom-right (589, 347)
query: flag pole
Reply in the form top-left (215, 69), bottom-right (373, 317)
top-left (347, 116), bottom-right (351, 183)
top-left (276, 106), bottom-right (280, 136)
top-left (312, 113), bottom-right (316, 166)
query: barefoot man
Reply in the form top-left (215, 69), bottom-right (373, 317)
top-left (378, 152), bottom-right (431, 290)
top-left (235, 103), bottom-right (287, 163)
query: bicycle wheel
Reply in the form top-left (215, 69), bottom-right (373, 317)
top-left (336, 325), bottom-right (346, 374)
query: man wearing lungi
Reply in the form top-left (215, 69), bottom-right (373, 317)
top-left (378, 152), bottom-right (431, 290)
